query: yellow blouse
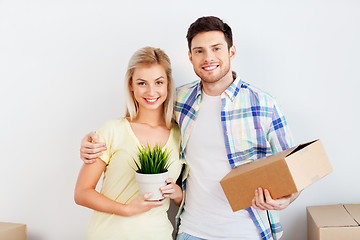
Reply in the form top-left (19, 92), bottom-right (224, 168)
top-left (84, 118), bottom-right (182, 240)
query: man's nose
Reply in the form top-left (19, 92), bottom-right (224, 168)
top-left (204, 50), bottom-right (215, 63)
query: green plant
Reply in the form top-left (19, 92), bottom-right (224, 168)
top-left (134, 144), bottom-right (171, 174)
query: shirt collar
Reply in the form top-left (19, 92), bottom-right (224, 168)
top-left (195, 71), bottom-right (242, 102)
top-left (223, 71), bottom-right (242, 102)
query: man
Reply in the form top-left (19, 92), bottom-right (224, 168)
top-left (80, 16), bottom-right (299, 240)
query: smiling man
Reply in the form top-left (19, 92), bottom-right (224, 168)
top-left (173, 16), bottom-right (299, 240)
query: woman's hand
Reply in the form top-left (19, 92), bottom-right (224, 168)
top-left (251, 187), bottom-right (300, 211)
top-left (160, 178), bottom-right (183, 206)
top-left (124, 193), bottom-right (166, 216)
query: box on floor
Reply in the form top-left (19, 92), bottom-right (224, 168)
top-left (307, 204), bottom-right (360, 240)
top-left (0, 222), bottom-right (26, 240)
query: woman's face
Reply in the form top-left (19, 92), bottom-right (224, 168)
top-left (131, 64), bottom-right (168, 113)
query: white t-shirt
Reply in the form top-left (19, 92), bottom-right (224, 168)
top-left (178, 92), bottom-right (263, 240)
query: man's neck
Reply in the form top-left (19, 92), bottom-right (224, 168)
top-left (201, 70), bottom-right (234, 96)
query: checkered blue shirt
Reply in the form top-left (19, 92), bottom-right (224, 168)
top-left (174, 72), bottom-right (294, 240)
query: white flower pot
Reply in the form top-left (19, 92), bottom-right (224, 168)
top-left (135, 171), bottom-right (169, 201)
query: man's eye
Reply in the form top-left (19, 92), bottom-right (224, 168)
top-left (214, 47), bottom-right (220, 51)
top-left (195, 50), bottom-right (202, 54)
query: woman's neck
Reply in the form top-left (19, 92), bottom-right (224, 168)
top-left (132, 108), bottom-right (165, 128)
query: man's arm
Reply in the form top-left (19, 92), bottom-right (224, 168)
top-left (80, 131), bottom-right (107, 164)
top-left (252, 99), bottom-right (300, 210)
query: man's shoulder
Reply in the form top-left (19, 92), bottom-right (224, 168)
top-left (175, 80), bottom-right (201, 102)
top-left (239, 80), bottom-right (276, 103)
top-left (176, 80), bottom-right (200, 94)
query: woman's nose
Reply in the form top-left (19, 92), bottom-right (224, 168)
top-left (146, 84), bottom-right (156, 95)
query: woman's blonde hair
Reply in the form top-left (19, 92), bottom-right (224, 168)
top-left (125, 46), bottom-right (174, 129)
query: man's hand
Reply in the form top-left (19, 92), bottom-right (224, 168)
top-left (251, 187), bottom-right (300, 211)
top-left (80, 131), bottom-right (107, 164)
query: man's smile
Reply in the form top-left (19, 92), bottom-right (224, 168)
top-left (202, 64), bottom-right (219, 72)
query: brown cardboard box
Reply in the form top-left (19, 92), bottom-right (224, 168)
top-left (220, 140), bottom-right (333, 211)
top-left (307, 204), bottom-right (360, 240)
top-left (0, 222), bottom-right (27, 240)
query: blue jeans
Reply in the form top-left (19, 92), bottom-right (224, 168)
top-left (176, 232), bottom-right (207, 240)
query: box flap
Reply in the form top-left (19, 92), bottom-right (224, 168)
top-left (307, 204), bottom-right (359, 227)
top-left (222, 148), bottom-right (293, 180)
top-left (344, 204), bottom-right (360, 225)
top-left (286, 140), bottom-right (317, 157)
top-left (285, 140), bottom-right (333, 191)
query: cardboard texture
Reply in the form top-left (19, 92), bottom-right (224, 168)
top-left (220, 139), bottom-right (333, 211)
top-left (0, 222), bottom-right (26, 240)
top-left (307, 204), bottom-right (360, 240)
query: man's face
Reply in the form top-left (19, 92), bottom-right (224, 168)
top-left (189, 31), bottom-right (236, 86)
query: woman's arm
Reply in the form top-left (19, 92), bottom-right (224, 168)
top-left (74, 160), bottom-right (165, 216)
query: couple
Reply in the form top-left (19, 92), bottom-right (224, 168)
top-left (75, 16), bottom-right (300, 240)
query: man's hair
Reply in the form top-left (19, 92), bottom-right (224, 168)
top-left (186, 16), bottom-right (233, 51)
top-left (124, 46), bottom-right (174, 129)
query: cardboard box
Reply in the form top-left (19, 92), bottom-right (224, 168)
top-left (0, 222), bottom-right (27, 240)
top-left (307, 204), bottom-right (360, 240)
top-left (220, 139), bottom-right (332, 211)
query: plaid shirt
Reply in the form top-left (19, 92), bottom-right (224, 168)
top-left (174, 72), bottom-right (294, 240)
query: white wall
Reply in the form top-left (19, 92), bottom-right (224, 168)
top-left (1, 1), bottom-right (359, 239)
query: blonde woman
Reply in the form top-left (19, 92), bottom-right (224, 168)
top-left (75, 47), bottom-right (183, 240)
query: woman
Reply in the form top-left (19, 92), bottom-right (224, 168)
top-left (74, 47), bottom-right (183, 240)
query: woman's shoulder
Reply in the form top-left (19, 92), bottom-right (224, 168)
top-left (170, 121), bottom-right (181, 143)
top-left (170, 120), bottom-right (180, 131)
top-left (97, 117), bottom-right (129, 135)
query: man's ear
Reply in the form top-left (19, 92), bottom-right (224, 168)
top-left (229, 45), bottom-right (236, 60)
top-left (188, 51), bottom-right (192, 63)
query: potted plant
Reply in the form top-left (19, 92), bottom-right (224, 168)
top-left (134, 144), bottom-right (171, 201)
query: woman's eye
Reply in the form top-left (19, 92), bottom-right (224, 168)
top-left (155, 81), bottom-right (163, 85)
top-left (137, 82), bottom-right (146, 86)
